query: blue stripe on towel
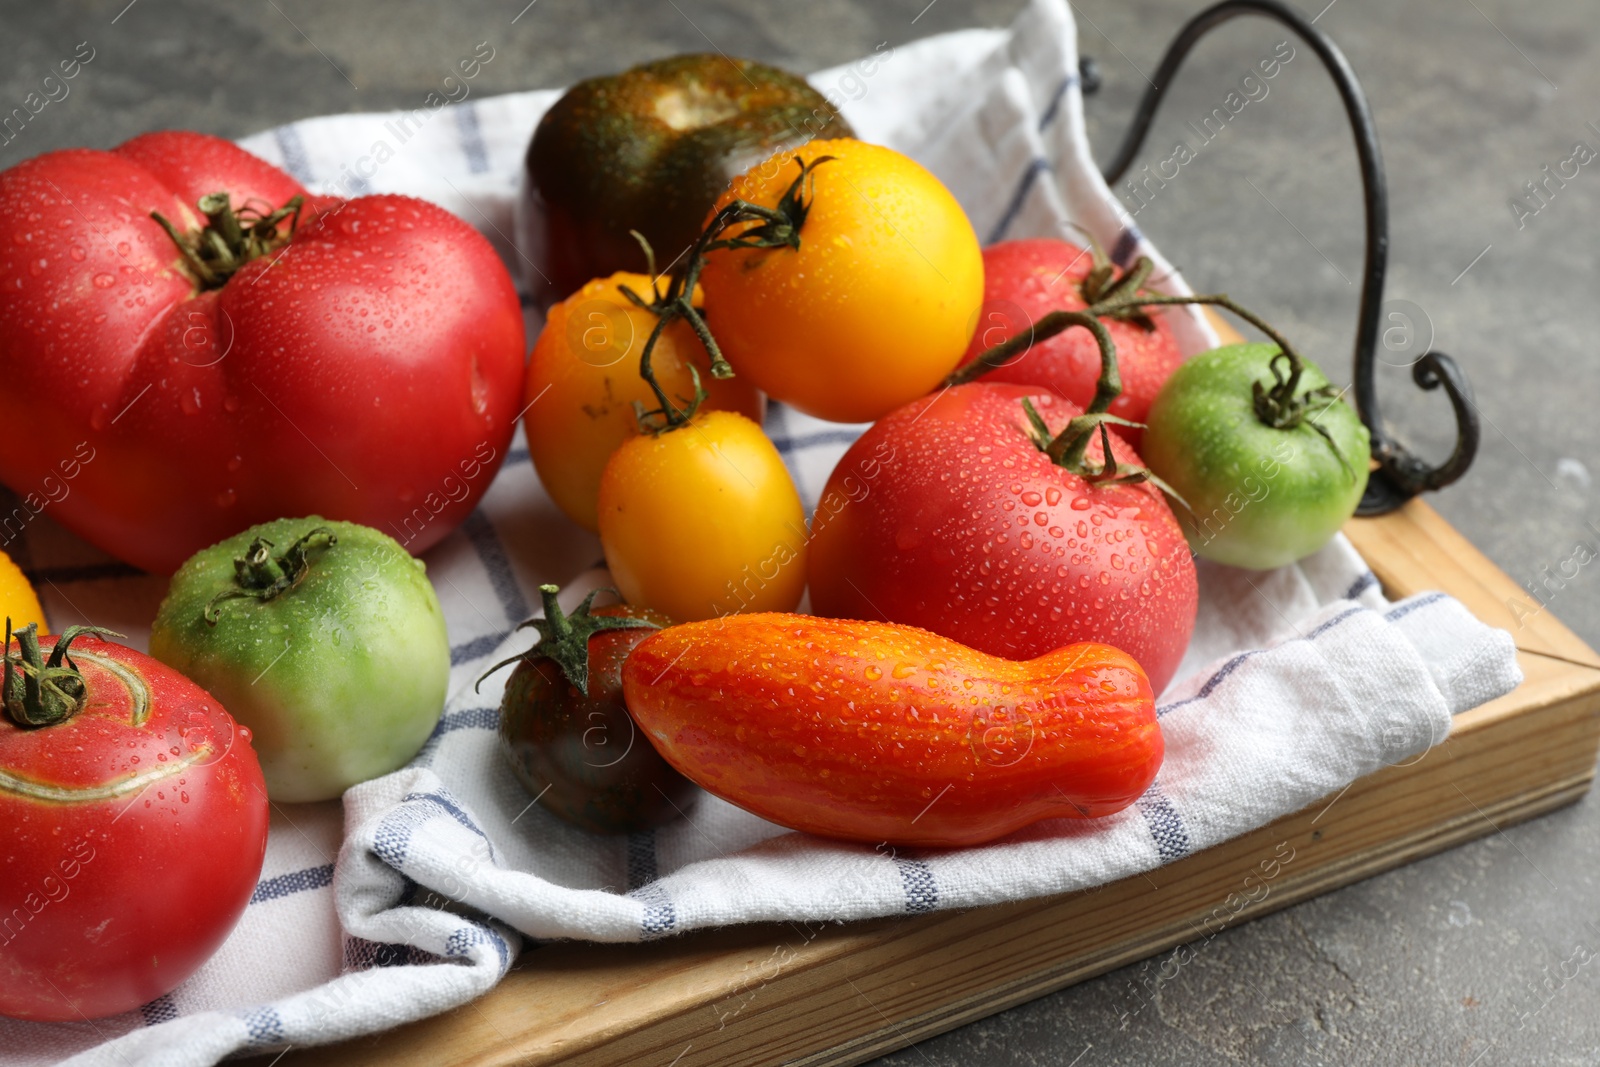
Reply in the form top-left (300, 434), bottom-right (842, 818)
top-left (140, 993), bottom-right (178, 1027)
top-left (986, 156), bottom-right (1051, 245)
top-left (1345, 571), bottom-right (1379, 600)
top-left (273, 125), bottom-right (315, 184)
top-left (626, 830), bottom-right (658, 892)
top-left (240, 1006), bottom-right (285, 1048)
top-left (1037, 72), bottom-right (1078, 131)
top-left (1135, 783), bottom-right (1190, 861)
top-left (463, 508), bottom-right (530, 622)
top-left (1159, 607), bottom-right (1365, 718)
top-left (1110, 227), bottom-right (1142, 268)
top-left (250, 863), bottom-right (335, 904)
top-left (1385, 592), bottom-right (1446, 622)
top-left (451, 628), bottom-right (513, 666)
top-left (455, 101), bottom-right (491, 174)
top-left (895, 858), bottom-right (939, 913)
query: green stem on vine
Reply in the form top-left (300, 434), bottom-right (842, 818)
top-left (476, 585), bottom-right (660, 697)
top-left (619, 156), bottom-right (832, 435)
top-left (948, 253), bottom-right (1353, 479)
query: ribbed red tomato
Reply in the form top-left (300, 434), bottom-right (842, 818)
top-left (0, 130), bottom-right (525, 573)
top-left (0, 625), bottom-right (267, 1021)
top-left (956, 239), bottom-right (1183, 451)
top-left (622, 614), bottom-right (1162, 848)
top-left (808, 382), bottom-right (1197, 694)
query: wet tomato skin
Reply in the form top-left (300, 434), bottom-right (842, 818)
top-left (621, 614), bottom-right (1162, 848)
top-left (955, 239), bottom-right (1184, 452)
top-left (499, 604), bottom-right (696, 834)
top-left (524, 273), bottom-right (764, 533)
top-left (0, 634), bottom-right (268, 1021)
top-left (807, 382), bottom-right (1197, 694)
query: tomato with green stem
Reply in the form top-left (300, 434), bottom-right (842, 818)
top-left (1142, 343), bottom-right (1370, 568)
top-left (699, 140), bottom-right (985, 424)
top-left (524, 271), bottom-right (763, 532)
top-left (954, 238), bottom-right (1183, 452)
top-left (810, 292), bottom-right (1200, 693)
top-left (589, 162), bottom-right (816, 623)
top-left (0, 622), bottom-right (267, 1021)
top-left (150, 517), bottom-right (450, 802)
top-left (484, 585), bottom-right (694, 834)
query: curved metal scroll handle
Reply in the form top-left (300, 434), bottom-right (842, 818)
top-left (1098, 0), bottom-right (1479, 515)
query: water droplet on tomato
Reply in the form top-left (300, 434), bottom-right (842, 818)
top-left (92, 272), bottom-right (115, 289)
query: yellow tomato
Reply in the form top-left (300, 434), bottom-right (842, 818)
top-left (525, 273), bottom-right (765, 532)
top-left (0, 547), bottom-right (44, 634)
top-left (597, 410), bottom-right (805, 621)
top-left (699, 139), bottom-right (984, 424)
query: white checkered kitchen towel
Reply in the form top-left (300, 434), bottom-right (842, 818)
top-left (2, 1), bottom-right (1520, 1063)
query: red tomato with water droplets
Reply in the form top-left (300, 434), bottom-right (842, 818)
top-left (0, 631), bottom-right (268, 1021)
top-left (807, 382), bottom-right (1197, 694)
top-left (956, 238), bottom-right (1183, 452)
top-left (0, 131), bottom-right (524, 573)
top-left (622, 614), bottom-right (1161, 848)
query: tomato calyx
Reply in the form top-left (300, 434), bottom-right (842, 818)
top-left (618, 156), bottom-right (832, 434)
top-left (203, 526), bottom-right (336, 625)
top-left (1074, 234), bottom-right (1158, 333)
top-left (3, 619), bottom-right (124, 728)
top-left (478, 584), bottom-right (660, 698)
top-left (150, 191), bottom-right (307, 290)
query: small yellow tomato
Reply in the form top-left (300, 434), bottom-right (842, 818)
top-left (699, 139), bottom-right (984, 424)
top-left (525, 273), bottom-right (764, 531)
top-left (597, 410), bottom-right (805, 621)
top-left (0, 547), bottom-right (44, 634)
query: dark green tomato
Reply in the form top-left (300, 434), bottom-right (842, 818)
top-left (519, 53), bottom-right (854, 305)
top-left (1142, 343), bottom-right (1370, 570)
top-left (498, 604), bottom-right (694, 834)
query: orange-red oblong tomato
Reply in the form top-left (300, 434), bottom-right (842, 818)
top-left (621, 614), bottom-right (1161, 848)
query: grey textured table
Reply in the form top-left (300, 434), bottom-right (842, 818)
top-left (4, 1), bottom-right (1597, 1063)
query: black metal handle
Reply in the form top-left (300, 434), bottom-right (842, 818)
top-left (1096, 0), bottom-right (1478, 515)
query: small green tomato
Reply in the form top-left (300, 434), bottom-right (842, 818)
top-left (150, 517), bottom-right (450, 802)
top-left (1142, 343), bottom-right (1370, 570)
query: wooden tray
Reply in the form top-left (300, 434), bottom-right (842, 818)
top-left (256, 498), bottom-right (1600, 1067)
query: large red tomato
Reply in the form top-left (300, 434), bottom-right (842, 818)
top-left (0, 131), bottom-right (525, 573)
top-left (807, 382), bottom-right (1197, 694)
top-left (0, 625), bottom-right (268, 1021)
top-left (956, 239), bottom-right (1183, 452)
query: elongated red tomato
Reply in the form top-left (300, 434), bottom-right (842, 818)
top-left (622, 615), bottom-right (1161, 848)
top-left (0, 627), bottom-right (267, 1021)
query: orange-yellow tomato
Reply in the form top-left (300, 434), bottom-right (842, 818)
top-left (699, 139), bottom-right (984, 424)
top-left (597, 410), bottom-right (805, 621)
top-left (524, 273), bottom-right (764, 531)
top-left (0, 548), bottom-right (44, 633)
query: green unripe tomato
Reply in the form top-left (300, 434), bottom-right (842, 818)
top-left (1142, 343), bottom-right (1370, 570)
top-left (150, 517), bottom-right (450, 802)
